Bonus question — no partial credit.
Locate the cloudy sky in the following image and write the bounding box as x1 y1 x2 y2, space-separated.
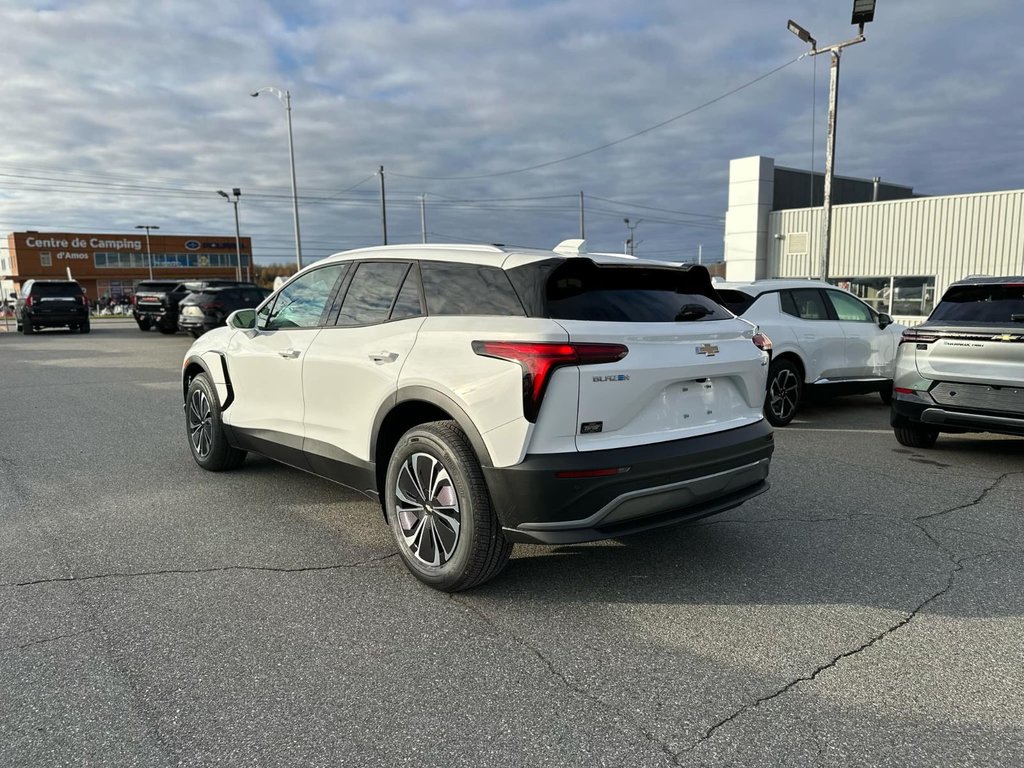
1 0 1021 266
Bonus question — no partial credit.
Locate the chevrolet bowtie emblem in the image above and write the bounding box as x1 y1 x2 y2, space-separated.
696 344 719 356
994 333 1020 342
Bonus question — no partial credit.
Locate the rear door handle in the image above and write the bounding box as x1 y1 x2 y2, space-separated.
369 351 399 363
278 349 301 359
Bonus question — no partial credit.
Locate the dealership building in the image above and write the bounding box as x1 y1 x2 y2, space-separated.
724 155 1024 323
2 231 253 302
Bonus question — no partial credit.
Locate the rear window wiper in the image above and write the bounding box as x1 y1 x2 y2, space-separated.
675 304 712 321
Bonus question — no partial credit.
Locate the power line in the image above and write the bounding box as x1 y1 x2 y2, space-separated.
389 55 801 181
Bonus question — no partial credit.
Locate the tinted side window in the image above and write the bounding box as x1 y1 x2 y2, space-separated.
825 290 874 322
336 262 410 326
780 291 800 317
788 289 829 321
715 289 756 316
265 264 349 330
390 267 423 321
420 262 525 316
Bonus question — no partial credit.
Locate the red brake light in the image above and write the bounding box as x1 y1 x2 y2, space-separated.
472 341 629 422
25 296 33 307
900 328 939 345
752 331 772 352
201 303 224 311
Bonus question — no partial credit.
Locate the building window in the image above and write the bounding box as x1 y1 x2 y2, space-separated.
40 252 52 267
831 276 936 316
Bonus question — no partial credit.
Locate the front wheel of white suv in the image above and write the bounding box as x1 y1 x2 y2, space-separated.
385 421 512 591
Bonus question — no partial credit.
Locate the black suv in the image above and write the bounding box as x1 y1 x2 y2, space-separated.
14 279 90 334
133 279 257 334
177 285 269 337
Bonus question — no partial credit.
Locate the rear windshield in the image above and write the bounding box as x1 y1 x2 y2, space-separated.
136 282 179 292
31 283 82 297
544 262 730 322
714 289 757 316
929 283 1024 324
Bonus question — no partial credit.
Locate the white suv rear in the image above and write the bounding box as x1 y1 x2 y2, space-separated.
181 241 774 590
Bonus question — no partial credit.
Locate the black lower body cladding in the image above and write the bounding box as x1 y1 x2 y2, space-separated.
484 420 773 544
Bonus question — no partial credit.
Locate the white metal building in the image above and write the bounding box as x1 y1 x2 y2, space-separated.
724 155 1024 323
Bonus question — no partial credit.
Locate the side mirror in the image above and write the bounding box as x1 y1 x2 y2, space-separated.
227 308 256 329
878 312 893 329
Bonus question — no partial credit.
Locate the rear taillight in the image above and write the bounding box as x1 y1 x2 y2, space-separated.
24 296 33 307
752 331 773 353
131 294 137 306
201 303 223 312
900 328 939 345
472 340 629 422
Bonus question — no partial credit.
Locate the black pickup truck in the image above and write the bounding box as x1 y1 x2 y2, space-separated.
133 279 258 334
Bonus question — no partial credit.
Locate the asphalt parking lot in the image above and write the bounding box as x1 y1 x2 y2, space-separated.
2 320 1022 767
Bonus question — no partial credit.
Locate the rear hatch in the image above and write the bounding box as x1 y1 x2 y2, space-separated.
911 282 1024 388
135 281 180 312
541 260 768 451
30 283 87 317
179 290 219 319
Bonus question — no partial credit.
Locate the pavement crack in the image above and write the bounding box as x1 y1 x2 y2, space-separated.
449 594 685 766
687 556 964 753
915 472 1019 525
0 627 98 655
0 552 399 589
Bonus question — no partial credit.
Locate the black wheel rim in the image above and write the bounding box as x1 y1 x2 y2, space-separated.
394 452 462 567
188 388 213 459
769 368 800 421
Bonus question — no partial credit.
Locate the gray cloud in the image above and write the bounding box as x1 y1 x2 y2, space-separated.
1 0 1021 266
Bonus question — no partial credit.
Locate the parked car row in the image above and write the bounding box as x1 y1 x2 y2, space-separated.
132 279 268 336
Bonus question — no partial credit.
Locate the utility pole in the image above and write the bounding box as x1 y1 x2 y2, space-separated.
217 189 243 281
135 224 159 280
379 165 388 245
698 244 703 265
624 218 641 257
420 194 427 243
579 191 585 239
787 3 875 281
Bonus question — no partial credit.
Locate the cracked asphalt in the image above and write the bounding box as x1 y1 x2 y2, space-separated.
2 321 1023 767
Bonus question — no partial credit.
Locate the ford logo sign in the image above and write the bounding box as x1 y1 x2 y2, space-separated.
185 240 200 250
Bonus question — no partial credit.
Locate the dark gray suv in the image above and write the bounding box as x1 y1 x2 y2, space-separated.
891 276 1024 447
14 279 90 334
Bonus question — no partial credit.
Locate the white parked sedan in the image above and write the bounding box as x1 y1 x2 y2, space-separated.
715 280 905 426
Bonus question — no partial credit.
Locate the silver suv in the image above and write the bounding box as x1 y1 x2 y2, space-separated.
891 276 1024 447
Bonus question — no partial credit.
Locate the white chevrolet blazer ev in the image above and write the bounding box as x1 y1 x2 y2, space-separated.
181 240 774 590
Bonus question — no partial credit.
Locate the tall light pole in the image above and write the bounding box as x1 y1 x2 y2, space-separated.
624 218 642 257
251 86 302 271
135 225 158 280
218 188 243 281
788 0 876 281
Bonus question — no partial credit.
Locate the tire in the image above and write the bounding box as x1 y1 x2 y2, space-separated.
185 374 247 471
190 329 203 339
157 323 178 335
80 321 91 334
385 420 512 592
137 319 152 331
879 382 893 405
22 319 33 335
894 424 939 449
765 358 802 427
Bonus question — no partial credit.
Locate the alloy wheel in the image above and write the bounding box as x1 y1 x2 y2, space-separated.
394 452 462 567
769 368 800 422
188 388 213 459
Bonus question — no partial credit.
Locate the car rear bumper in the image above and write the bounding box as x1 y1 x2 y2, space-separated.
484 420 774 545
178 316 218 332
892 396 1024 436
24 310 88 326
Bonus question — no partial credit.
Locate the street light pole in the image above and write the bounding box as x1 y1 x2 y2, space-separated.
788 1 875 281
218 189 243 281
251 86 303 272
135 225 159 280
624 218 642 257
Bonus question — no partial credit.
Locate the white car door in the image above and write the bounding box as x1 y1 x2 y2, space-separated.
302 261 425 475
223 263 350 454
781 288 848 381
824 289 894 378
